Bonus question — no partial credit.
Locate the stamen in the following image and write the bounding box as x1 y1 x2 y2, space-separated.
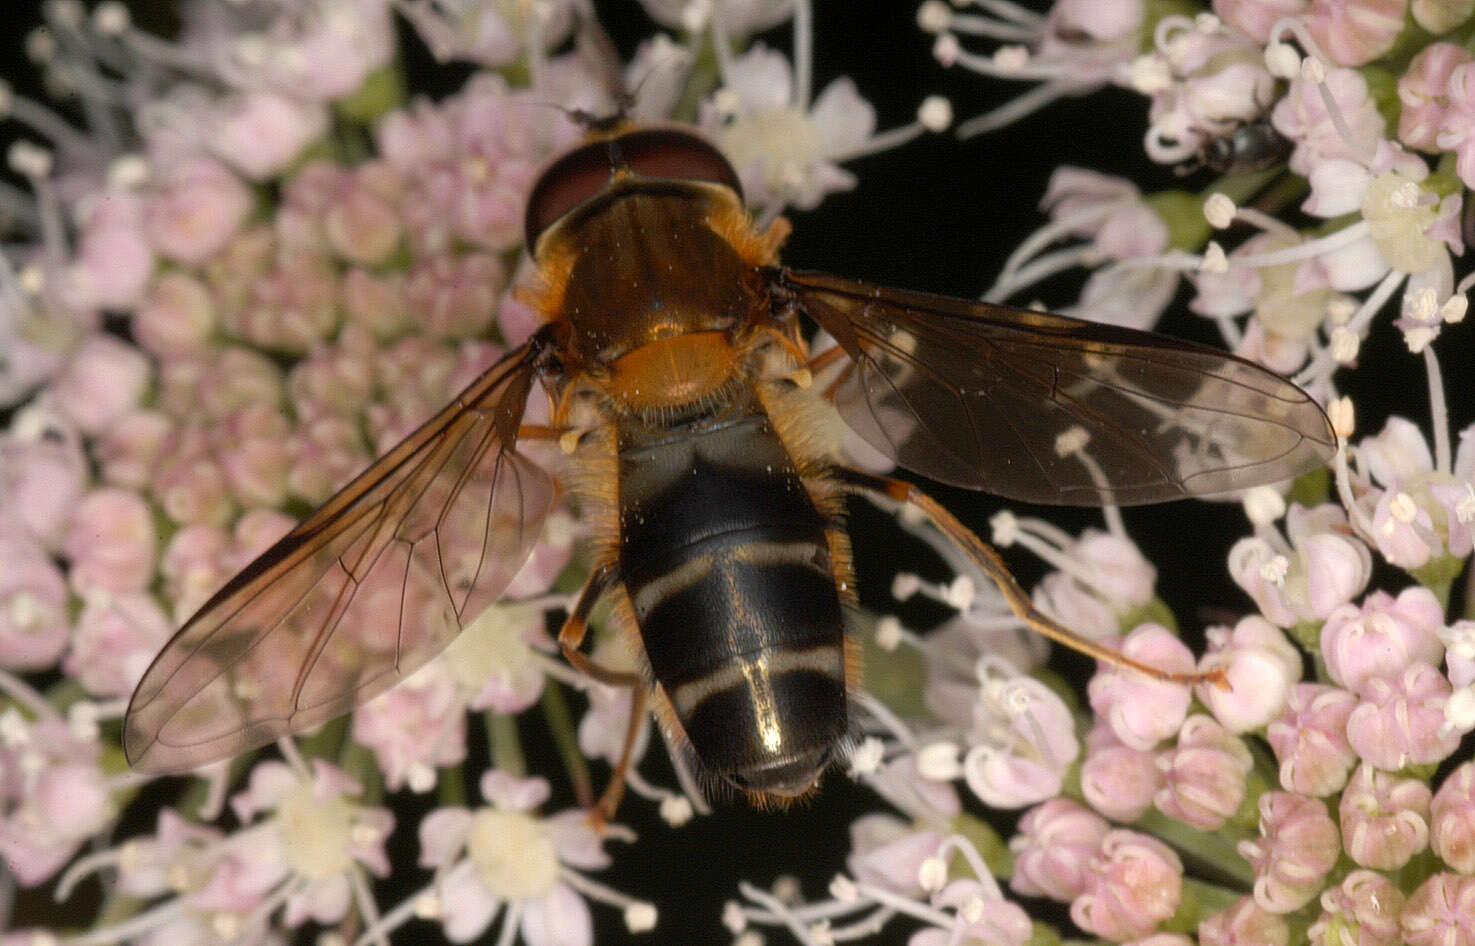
1424 347 1451 473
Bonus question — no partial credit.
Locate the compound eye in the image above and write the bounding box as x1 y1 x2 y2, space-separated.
524 127 743 254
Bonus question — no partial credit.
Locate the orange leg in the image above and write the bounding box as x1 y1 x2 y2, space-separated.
806 344 848 375
516 424 567 440
555 563 650 822
837 469 1225 687
806 345 856 401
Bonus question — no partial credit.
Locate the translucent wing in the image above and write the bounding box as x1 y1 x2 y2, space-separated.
780 269 1335 505
125 344 553 773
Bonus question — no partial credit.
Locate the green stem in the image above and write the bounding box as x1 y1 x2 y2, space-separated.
540 683 594 809
487 711 525 778
1165 877 1248 933
438 763 467 808
1133 808 1256 887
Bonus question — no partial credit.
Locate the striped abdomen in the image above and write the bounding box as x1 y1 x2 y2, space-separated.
617 408 847 797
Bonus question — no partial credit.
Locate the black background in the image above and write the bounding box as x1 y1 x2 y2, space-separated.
0 1 1463 944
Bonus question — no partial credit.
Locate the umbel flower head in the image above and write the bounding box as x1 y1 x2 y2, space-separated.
2 1 1475 945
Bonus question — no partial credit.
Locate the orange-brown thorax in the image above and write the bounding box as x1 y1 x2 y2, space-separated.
526 180 784 413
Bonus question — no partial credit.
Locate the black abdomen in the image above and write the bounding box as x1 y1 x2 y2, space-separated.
617 408 847 795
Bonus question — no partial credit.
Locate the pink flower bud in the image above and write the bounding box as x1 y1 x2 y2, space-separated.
65 591 171 697
961 672 1079 802
1212 0 1309 43
927 877 1033 946
1088 624 1193 750
1338 762 1431 870
1289 505 1372 615
211 91 328 181
1 417 87 550
1400 43 1474 152
1431 761 1475 872
1266 683 1359 796
848 814 943 894
1347 663 1461 769
288 336 377 426
144 156 252 263
234 251 341 355
288 416 370 506
342 268 409 338
352 659 466 791
0 531 69 671
1199 895 1289 946
1367 484 1440 569
97 410 173 490
153 451 234 527
274 165 337 257
1321 587 1446 695
1429 479 1475 559
212 404 292 508
405 252 504 341
0 719 110 886
69 191 154 310
1155 715 1253 830
197 347 286 421
1310 870 1405 946
1049 0 1142 43
64 488 158 594
324 162 404 265
1065 529 1156 609
1198 616 1301 731
1009 798 1110 901
160 524 231 620
1081 734 1161 823
1401 872 1475 946
1071 830 1183 942
1032 567 1120 640
1303 0 1408 67
52 333 151 436
1238 791 1340 913
134 271 216 357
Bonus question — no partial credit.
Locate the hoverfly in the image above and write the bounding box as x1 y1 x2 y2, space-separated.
125 123 1335 808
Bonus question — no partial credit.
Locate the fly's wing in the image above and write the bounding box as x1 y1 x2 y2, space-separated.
780 269 1335 506
124 344 553 773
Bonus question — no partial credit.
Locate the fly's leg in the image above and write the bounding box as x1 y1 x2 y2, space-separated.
556 562 649 824
835 469 1225 687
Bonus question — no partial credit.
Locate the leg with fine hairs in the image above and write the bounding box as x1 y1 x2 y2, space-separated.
556 561 650 822
834 468 1224 687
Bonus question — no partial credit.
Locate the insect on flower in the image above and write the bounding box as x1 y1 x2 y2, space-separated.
1199 118 1293 176
124 121 1336 811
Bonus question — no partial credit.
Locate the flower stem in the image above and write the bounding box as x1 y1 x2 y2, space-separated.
540 682 594 808
487 710 525 779
1132 808 1256 887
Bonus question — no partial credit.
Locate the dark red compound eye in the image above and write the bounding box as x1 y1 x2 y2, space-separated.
524 127 743 254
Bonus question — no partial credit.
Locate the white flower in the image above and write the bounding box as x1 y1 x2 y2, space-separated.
701 44 875 212
417 771 634 946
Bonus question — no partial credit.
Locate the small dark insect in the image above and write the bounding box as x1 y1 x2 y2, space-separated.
1199 119 1292 175
125 124 1335 810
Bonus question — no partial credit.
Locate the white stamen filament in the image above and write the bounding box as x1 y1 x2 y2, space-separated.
50 898 188 946
1424 347 1451 474
957 79 1072 139
987 244 1094 300
1296 270 1403 388
853 689 921 751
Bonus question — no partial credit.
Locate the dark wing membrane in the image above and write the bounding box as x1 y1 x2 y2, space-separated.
124 344 553 773
781 269 1335 506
